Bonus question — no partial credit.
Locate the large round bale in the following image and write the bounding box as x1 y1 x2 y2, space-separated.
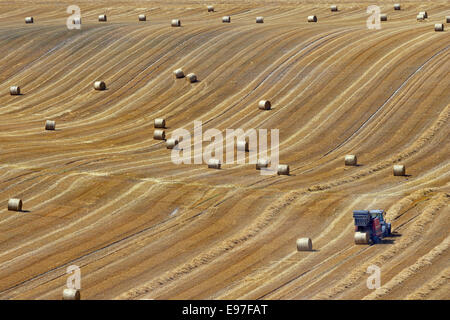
331 5 338 12
277 164 290 175
62 288 80 300
73 17 81 25
258 100 271 110
93 81 106 91
256 158 269 170
166 138 178 149
256 16 264 23
154 118 166 128
237 140 249 152
393 164 406 176
171 19 181 27
435 23 444 31
354 231 370 244
173 68 185 79
394 4 401 10
308 15 317 22
222 16 231 23
419 11 428 19
25 17 34 24
186 73 197 83
8 199 22 211
345 155 357 166
296 238 312 251
207 6 214 12
45 120 56 131
446 16 450 23
98 14 107 22
153 129 166 140
208 158 221 169
380 14 388 21
9 86 20 95
138 14 146 21
417 14 425 21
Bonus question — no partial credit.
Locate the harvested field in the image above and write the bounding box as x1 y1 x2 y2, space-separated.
0 0 448 300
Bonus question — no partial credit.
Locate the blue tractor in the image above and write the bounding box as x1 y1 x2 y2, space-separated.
353 210 391 245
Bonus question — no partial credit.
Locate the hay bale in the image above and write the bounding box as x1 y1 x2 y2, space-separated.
154 118 165 128
222 16 231 23
93 81 106 90
45 120 56 131
8 199 22 211
394 4 401 10
62 288 80 300
331 5 338 12
98 14 107 22
256 158 269 170
308 15 317 23
186 73 197 83
9 86 20 95
258 100 271 110
297 238 312 251
380 14 388 21
344 155 357 166
446 16 450 23
354 231 370 244
73 17 81 25
277 164 289 175
256 17 264 23
207 6 214 12
153 129 166 140
208 158 221 169
237 140 249 152
393 164 406 176
417 14 425 21
171 19 181 27
139 14 146 21
25 17 34 24
419 11 428 19
166 138 178 149
173 68 185 79
435 23 444 31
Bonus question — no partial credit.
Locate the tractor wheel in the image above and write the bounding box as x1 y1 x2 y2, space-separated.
354 232 370 244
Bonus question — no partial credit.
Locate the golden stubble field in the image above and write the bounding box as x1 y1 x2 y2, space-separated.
0 0 448 299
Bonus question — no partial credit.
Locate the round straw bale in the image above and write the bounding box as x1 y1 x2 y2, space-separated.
8 199 22 211
237 140 249 152
296 238 312 251
331 5 338 12
354 232 370 244
393 164 406 176
256 158 269 170
435 23 444 31
166 138 178 149
258 100 271 110
344 155 357 166
10 86 20 95
139 14 146 21
45 120 56 131
93 81 106 90
394 4 401 10
380 14 388 21
208 158 221 169
153 129 166 140
98 14 107 22
277 164 289 175
256 17 264 23
419 11 428 19
186 73 197 83
446 16 450 23
222 16 231 23
417 14 425 21
154 118 166 128
308 15 317 22
171 19 181 27
207 6 214 12
25 17 34 24
173 68 185 79
73 17 81 25
62 288 80 300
